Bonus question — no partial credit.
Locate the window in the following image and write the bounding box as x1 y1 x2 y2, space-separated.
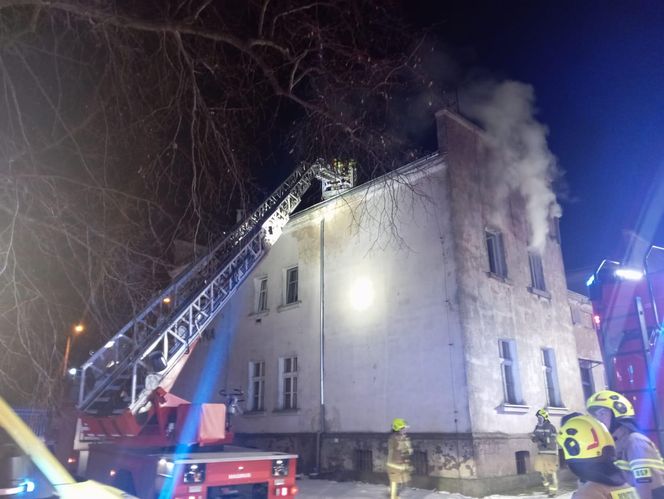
278 356 298 410
486 230 507 278
285 266 299 304
353 449 373 473
515 451 530 475
550 217 561 244
256 277 268 312
248 361 265 411
411 451 429 476
528 251 546 292
570 305 581 325
579 359 595 401
499 340 523 405
542 348 563 407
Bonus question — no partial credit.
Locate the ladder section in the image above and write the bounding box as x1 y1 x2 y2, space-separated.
78 159 335 417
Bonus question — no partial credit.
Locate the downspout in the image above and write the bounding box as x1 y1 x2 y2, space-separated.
316 217 326 473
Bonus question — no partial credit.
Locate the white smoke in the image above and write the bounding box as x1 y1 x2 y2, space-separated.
460 80 561 252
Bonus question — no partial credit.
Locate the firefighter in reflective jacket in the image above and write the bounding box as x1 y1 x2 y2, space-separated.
532 408 560 497
557 413 639 499
387 418 413 499
587 390 664 499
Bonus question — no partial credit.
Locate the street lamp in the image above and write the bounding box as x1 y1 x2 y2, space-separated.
62 323 84 376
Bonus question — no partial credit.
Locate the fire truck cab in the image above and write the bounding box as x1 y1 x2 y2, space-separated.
587 246 664 449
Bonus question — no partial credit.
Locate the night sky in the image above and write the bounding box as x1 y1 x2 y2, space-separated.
408 1 664 291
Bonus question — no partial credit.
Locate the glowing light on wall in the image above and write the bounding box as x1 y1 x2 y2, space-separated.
350 277 374 311
586 274 595 286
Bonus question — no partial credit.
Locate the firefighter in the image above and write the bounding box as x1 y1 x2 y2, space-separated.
557 413 639 499
386 418 413 499
532 408 559 497
587 390 664 499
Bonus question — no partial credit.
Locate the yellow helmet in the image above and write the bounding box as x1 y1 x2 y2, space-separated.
557 414 615 461
536 408 549 420
392 418 408 431
586 390 635 419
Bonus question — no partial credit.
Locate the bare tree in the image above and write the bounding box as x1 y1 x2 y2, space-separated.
0 0 433 406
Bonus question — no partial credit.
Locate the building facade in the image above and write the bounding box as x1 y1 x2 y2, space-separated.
174 110 603 495
568 290 606 402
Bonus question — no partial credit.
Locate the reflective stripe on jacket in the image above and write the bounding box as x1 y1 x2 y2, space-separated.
614 431 664 499
572 481 638 499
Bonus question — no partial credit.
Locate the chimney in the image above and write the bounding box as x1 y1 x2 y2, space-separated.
434 109 451 155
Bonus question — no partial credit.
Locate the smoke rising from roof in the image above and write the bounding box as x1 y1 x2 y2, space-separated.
460 80 561 252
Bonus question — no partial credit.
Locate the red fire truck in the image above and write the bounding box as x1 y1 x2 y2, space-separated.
67 160 352 498
586 244 664 449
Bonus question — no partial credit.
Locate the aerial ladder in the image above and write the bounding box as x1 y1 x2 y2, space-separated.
75 159 353 443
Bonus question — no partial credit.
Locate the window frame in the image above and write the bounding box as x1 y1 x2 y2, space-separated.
248 360 266 412
499 339 523 405
579 359 596 402
278 356 298 410
570 304 581 325
285 266 299 305
255 276 268 313
528 251 547 292
550 217 561 244
486 229 508 278
542 348 563 407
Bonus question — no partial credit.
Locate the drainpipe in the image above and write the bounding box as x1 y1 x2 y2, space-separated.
316 218 326 474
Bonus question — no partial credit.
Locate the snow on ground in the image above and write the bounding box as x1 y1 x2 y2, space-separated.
295 477 575 499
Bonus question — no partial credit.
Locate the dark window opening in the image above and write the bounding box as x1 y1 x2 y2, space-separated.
515 451 530 475
528 251 546 291
486 230 508 278
579 360 595 401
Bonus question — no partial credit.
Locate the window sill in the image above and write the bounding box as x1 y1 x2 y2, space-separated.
486 272 512 284
278 301 301 312
497 403 531 414
243 410 267 417
544 406 569 416
527 287 551 299
249 310 269 318
272 408 299 414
